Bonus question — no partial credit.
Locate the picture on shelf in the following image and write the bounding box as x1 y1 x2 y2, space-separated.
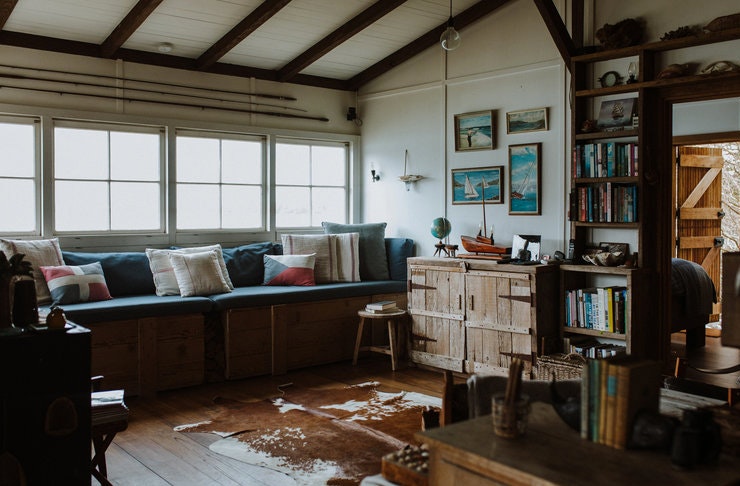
506 107 548 134
596 98 637 131
508 143 541 215
451 166 503 204
454 110 495 151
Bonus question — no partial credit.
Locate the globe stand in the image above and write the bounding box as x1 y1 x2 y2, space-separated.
445 244 458 257
433 241 449 257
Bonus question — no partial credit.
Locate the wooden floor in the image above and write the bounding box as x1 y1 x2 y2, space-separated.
98 356 445 486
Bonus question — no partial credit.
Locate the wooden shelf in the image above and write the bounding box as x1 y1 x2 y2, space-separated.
573 176 639 184
560 264 641 276
561 326 627 340
570 221 640 229
575 129 638 141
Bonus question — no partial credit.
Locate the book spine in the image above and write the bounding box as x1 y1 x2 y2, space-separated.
580 361 591 440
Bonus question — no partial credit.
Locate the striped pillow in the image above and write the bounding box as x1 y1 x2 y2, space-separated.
332 232 360 282
40 262 112 305
281 234 337 284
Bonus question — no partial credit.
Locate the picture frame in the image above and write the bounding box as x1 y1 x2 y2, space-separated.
596 97 637 131
451 166 504 205
506 107 548 134
508 142 541 215
454 110 495 151
511 234 541 261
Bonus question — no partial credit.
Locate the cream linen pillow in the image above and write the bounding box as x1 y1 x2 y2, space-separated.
0 238 64 304
332 232 360 282
280 234 338 284
146 244 233 296
168 250 232 297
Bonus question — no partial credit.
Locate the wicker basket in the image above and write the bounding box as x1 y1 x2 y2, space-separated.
535 353 586 380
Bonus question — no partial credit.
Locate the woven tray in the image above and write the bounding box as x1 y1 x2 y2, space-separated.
536 353 586 380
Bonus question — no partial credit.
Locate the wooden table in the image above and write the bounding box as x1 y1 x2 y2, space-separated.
417 400 740 486
354 309 407 370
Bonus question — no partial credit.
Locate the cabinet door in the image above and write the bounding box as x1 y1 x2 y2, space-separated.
408 265 465 371
465 271 534 375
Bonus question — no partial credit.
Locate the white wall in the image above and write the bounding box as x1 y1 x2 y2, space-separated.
359 0 740 257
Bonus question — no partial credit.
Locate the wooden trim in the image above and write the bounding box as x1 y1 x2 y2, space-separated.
674 131 740 145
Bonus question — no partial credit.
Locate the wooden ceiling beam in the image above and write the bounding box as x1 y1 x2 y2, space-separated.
0 0 18 30
345 0 510 91
196 0 292 70
100 0 164 58
532 0 576 72
277 0 407 83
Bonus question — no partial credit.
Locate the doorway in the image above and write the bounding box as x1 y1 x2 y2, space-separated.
673 138 740 330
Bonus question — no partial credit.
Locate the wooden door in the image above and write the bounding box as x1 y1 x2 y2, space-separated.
674 145 723 318
408 263 466 371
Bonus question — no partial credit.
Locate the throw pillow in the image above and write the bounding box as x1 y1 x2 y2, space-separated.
332 232 361 282
40 262 113 305
146 244 233 296
0 238 64 305
168 250 232 297
281 234 337 284
321 222 389 281
222 242 277 287
263 254 316 286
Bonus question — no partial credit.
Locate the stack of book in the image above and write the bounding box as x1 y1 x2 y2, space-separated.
91 389 129 426
580 356 662 449
564 286 628 334
364 300 400 314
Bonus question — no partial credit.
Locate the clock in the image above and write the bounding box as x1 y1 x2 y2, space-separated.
598 70 623 88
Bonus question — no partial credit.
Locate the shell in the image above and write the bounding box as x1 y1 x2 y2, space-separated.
657 63 691 79
701 60 740 74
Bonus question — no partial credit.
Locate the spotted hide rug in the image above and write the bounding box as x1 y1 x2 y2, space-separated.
175 381 441 485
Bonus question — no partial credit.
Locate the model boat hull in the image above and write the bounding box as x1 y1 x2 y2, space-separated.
460 235 510 254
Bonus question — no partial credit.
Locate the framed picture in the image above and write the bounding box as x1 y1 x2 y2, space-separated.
506 107 548 134
454 110 495 151
596 97 637 131
508 143 541 215
451 166 504 204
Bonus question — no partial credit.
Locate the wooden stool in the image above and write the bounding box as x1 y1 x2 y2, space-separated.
354 308 407 370
91 390 129 486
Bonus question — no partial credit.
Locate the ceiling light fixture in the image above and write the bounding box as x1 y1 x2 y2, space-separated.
157 42 174 53
440 0 461 51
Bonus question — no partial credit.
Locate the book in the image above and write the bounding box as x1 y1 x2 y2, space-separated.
366 300 397 311
364 306 401 314
91 389 125 408
580 361 590 440
612 357 662 450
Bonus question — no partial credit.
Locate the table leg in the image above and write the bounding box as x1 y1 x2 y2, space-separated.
353 317 366 365
387 319 398 371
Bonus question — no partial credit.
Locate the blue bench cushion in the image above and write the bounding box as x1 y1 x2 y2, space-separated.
208 280 406 311
50 294 214 324
62 251 155 297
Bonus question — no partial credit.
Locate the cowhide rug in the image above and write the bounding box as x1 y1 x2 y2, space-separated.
175 381 441 485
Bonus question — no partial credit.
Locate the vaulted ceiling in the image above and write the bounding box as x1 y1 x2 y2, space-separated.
0 0 575 92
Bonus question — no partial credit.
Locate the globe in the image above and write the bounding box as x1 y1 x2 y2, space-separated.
430 217 452 240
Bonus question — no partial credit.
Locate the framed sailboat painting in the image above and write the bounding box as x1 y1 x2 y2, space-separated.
508 143 541 215
451 166 504 205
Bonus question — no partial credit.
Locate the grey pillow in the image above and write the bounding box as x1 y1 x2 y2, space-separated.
322 222 389 281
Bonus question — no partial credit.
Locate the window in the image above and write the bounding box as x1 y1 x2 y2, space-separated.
176 131 264 231
0 117 39 234
53 122 163 233
275 140 348 228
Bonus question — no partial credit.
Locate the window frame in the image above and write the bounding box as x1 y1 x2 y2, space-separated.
0 115 41 237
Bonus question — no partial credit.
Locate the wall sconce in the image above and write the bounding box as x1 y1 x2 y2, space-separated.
371 169 380 182
399 149 424 191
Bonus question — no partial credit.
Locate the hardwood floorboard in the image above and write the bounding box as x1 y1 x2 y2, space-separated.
98 356 443 485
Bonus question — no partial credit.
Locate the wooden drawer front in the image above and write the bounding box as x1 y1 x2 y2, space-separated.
148 315 205 391
88 319 140 395
466 274 534 375
224 307 272 380
409 266 465 318
409 314 465 365
274 296 368 372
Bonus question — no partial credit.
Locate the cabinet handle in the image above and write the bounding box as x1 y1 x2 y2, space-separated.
469 295 474 310
458 294 462 310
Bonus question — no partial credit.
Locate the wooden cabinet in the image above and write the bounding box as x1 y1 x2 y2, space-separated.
407 257 558 376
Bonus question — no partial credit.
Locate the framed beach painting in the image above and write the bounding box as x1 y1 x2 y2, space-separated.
508 143 541 215
506 107 548 134
451 166 504 205
454 110 495 151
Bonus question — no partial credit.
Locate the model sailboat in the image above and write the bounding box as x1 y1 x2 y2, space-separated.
460 175 509 255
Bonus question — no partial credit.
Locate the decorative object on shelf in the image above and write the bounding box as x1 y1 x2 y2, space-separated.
451 166 503 205
454 110 494 151
506 107 548 134
46 305 67 330
595 18 643 50
398 149 424 190
656 63 692 79
700 60 740 74
509 143 541 215
582 243 629 267
580 119 598 133
704 12 740 32
511 234 541 262
370 169 380 182
596 97 637 131
598 70 623 88
440 0 461 51
0 251 33 329
12 278 38 328
626 62 638 83
431 217 453 257
660 25 700 41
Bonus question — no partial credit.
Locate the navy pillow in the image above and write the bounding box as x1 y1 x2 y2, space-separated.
222 242 277 287
62 251 155 297
385 238 414 281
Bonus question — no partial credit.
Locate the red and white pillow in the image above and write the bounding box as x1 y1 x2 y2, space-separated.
40 262 112 305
